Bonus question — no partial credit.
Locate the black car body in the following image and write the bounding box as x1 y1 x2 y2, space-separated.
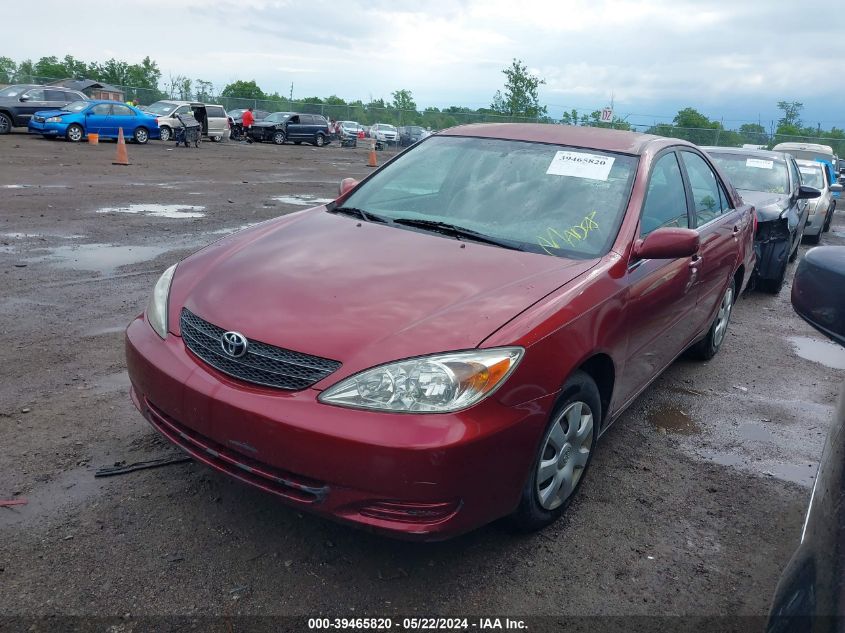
0 84 88 134
704 147 820 293
768 246 845 633
248 111 330 146
398 125 425 146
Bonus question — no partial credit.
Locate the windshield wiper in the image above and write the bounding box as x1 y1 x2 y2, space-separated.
329 206 388 223
392 218 524 251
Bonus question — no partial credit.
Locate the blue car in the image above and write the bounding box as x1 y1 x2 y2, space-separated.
27 100 160 144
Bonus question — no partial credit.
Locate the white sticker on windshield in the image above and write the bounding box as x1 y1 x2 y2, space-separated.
746 158 774 169
799 167 817 175
546 151 615 180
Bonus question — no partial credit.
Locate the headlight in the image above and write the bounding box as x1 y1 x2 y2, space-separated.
146 264 177 338
318 348 523 413
46 116 63 123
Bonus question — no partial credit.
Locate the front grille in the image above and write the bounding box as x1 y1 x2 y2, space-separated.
180 308 341 390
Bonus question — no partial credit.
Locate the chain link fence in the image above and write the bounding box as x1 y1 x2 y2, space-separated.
4 75 843 154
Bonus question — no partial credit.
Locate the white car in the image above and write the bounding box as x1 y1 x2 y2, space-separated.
370 123 398 143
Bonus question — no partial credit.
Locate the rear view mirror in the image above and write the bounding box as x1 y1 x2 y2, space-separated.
831 183 843 193
798 185 821 200
791 246 845 347
338 178 359 198
634 227 700 260
19 95 29 102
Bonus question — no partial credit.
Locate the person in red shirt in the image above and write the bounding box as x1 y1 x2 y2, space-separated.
241 107 255 143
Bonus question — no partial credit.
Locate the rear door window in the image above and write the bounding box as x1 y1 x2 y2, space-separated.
45 90 71 102
205 106 225 118
90 104 112 115
680 151 729 226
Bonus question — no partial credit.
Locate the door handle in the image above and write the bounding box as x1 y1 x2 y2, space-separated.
732 225 740 234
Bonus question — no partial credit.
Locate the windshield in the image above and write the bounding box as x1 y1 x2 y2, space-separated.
0 85 29 98
708 153 789 194
144 101 177 116
265 112 291 123
377 124 396 131
798 164 824 189
61 101 89 113
228 109 245 117
340 136 638 258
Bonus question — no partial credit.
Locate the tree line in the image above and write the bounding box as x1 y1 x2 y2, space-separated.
1 54 842 153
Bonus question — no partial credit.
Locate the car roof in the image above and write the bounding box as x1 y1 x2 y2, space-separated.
773 141 834 154
702 146 789 161
440 123 682 156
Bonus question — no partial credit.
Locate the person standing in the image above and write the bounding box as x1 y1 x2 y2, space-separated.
241 107 255 144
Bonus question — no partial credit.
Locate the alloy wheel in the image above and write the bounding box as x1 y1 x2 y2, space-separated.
0 114 10 134
67 125 83 142
712 285 734 348
536 401 594 510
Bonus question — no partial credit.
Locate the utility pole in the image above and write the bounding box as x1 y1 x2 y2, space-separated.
289 83 293 111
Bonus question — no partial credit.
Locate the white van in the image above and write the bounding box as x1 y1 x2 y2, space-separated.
143 101 229 142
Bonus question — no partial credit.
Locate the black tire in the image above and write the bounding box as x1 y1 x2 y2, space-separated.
510 370 600 532
65 124 84 142
273 131 286 145
314 133 325 147
133 127 149 144
212 135 222 142
0 112 13 134
823 209 833 232
690 277 735 360
159 126 172 142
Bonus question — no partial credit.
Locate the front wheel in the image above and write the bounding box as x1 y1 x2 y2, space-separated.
159 126 172 142
691 278 734 360
66 124 84 142
211 135 222 142
511 370 599 532
314 133 325 147
0 113 12 134
272 131 286 145
133 127 149 144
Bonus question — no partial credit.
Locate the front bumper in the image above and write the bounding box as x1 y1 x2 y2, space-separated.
125 315 551 540
27 119 67 136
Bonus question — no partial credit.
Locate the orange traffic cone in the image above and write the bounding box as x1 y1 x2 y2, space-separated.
367 140 377 168
113 127 129 166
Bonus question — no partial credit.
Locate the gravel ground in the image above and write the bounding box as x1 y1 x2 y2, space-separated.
1 131 844 629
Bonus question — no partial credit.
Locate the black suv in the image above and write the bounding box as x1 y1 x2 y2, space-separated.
248 111 330 146
398 125 426 147
0 85 88 134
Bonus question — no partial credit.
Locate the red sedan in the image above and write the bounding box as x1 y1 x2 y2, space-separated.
126 124 755 539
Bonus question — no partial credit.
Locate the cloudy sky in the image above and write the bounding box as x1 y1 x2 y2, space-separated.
6 0 843 129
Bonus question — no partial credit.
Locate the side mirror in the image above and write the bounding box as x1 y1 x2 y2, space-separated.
791 246 845 347
634 227 700 260
19 95 30 102
338 178 359 198
831 183 843 193
798 185 821 200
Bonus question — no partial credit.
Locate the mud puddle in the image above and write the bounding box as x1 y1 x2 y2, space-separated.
273 195 333 206
648 406 700 435
788 336 845 370
29 243 171 274
0 467 104 528
699 450 816 487
96 204 206 219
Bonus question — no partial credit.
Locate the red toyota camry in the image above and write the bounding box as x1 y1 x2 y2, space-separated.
125 124 755 540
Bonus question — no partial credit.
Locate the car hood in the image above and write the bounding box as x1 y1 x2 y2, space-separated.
31 108 71 118
739 190 791 221
170 209 599 379
252 120 281 128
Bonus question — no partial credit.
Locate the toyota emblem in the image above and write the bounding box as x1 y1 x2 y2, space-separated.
221 331 248 358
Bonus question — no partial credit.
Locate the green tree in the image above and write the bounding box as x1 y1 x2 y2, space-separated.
221 80 266 100
672 107 714 129
195 79 214 102
777 101 803 128
490 58 547 120
391 89 416 112
738 123 767 145
0 57 16 83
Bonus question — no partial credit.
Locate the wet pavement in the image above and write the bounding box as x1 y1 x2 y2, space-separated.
0 132 843 619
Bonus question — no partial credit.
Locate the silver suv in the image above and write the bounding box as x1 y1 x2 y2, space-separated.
797 159 841 243
143 101 229 142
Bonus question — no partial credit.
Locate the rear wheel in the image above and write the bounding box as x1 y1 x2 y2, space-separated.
212 135 222 142
273 131 286 145
691 278 735 360
511 371 599 532
133 127 149 144
159 126 172 142
66 124 84 142
0 113 12 134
